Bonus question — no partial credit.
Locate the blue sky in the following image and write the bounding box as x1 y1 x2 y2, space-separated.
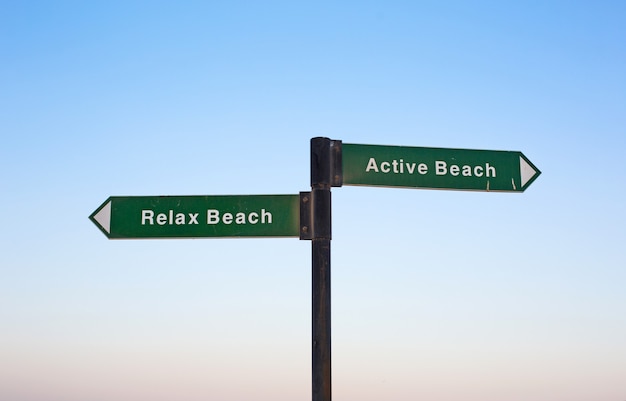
1 1 625 400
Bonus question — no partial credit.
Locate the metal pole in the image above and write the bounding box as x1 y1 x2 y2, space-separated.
310 137 334 401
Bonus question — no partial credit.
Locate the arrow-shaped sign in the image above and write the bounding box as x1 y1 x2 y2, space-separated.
89 195 301 239
341 143 540 192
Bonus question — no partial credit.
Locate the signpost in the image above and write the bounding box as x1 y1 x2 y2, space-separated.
342 143 540 192
90 137 540 401
89 194 302 239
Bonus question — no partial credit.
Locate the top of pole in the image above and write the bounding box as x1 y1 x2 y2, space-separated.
311 137 342 188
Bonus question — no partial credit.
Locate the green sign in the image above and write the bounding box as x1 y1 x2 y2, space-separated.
342 143 540 192
89 195 301 239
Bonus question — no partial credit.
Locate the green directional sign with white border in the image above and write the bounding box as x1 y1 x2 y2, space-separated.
89 195 301 239
342 143 540 192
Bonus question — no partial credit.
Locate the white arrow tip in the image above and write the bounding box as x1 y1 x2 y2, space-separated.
520 156 539 188
93 201 111 234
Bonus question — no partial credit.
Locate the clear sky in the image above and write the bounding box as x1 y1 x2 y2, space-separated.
1 1 625 400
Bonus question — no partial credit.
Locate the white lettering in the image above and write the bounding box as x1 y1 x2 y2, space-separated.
262 209 272 224
364 158 431 176
427 161 495 178
435 161 447 175
156 213 167 225
207 209 220 224
248 212 259 224
141 210 154 225
175 213 186 225
143 210 202 225
365 158 379 172
207 209 273 225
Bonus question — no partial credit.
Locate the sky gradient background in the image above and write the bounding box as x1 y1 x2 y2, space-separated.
1 1 625 400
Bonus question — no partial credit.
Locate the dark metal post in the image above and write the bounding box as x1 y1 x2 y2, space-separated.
310 137 341 401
